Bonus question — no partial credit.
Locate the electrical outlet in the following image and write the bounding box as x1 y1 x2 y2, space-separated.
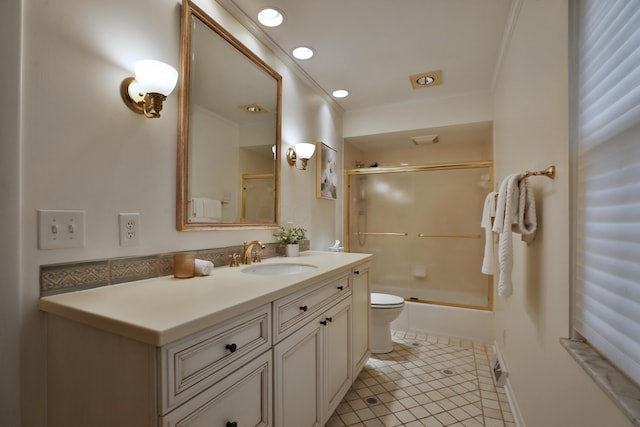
38 209 86 249
119 213 140 246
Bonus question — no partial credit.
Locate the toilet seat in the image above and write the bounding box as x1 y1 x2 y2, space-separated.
371 293 404 308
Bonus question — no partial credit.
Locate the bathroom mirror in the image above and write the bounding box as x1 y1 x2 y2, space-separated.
177 0 281 230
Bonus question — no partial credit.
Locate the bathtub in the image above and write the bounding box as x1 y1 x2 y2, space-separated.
391 300 494 343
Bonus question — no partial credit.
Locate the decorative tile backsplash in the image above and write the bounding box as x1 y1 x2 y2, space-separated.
40 240 310 296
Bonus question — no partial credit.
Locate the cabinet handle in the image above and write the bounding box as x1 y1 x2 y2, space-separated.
225 343 237 353
320 320 327 326
299 305 308 312
325 317 333 322
337 285 344 290
226 422 238 427
354 270 360 275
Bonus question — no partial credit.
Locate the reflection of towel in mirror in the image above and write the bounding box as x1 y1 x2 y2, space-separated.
191 197 222 219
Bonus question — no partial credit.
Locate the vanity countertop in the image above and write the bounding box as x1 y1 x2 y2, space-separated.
38 251 372 347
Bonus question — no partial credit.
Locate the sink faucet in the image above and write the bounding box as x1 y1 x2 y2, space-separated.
242 240 265 265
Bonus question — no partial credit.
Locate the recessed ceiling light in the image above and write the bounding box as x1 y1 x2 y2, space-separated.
332 89 349 98
416 76 434 85
409 70 442 89
257 8 284 27
239 103 268 114
292 46 314 60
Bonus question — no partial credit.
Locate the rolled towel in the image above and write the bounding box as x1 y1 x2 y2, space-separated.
194 259 214 276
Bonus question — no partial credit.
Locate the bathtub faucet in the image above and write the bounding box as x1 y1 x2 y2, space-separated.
242 240 265 265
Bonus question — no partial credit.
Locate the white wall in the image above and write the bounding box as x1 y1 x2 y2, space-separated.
0 0 22 424
492 1 632 426
343 90 493 138
5 0 343 425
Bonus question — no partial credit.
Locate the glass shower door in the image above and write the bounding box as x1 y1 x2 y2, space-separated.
347 163 492 310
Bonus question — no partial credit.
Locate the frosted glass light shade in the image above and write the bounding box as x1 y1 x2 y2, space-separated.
295 143 316 159
134 60 178 95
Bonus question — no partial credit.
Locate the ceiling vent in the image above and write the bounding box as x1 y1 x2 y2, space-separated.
409 70 442 89
411 134 439 145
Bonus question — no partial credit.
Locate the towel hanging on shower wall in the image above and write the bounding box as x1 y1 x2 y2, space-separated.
481 191 498 275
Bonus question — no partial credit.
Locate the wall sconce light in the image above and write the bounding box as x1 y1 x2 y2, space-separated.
286 143 316 170
120 60 178 119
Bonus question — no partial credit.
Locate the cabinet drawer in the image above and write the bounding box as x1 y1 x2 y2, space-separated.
159 304 271 414
160 350 272 427
273 272 350 343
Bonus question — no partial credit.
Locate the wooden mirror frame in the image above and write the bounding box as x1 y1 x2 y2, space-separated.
177 0 282 230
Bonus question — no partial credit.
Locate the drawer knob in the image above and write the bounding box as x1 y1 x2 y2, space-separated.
320 320 327 326
226 422 238 427
299 305 308 312
225 343 237 353
325 317 333 323
337 285 344 290
354 270 360 275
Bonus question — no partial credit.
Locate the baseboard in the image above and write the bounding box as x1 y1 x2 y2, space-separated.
504 378 526 427
493 341 525 427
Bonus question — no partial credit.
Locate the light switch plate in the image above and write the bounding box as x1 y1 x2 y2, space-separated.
38 209 86 249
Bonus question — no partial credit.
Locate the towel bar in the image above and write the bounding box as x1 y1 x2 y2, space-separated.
519 165 555 180
417 233 481 239
355 232 408 236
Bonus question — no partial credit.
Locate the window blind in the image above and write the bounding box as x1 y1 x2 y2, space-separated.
573 0 640 386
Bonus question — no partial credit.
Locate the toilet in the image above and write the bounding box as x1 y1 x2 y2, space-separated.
370 293 405 353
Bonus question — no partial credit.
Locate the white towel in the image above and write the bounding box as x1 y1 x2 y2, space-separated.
194 259 214 276
191 198 203 217
191 197 222 219
517 178 537 244
202 199 222 219
481 191 498 274
493 174 520 297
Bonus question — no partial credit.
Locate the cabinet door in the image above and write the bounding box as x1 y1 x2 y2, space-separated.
352 263 371 376
273 318 323 427
323 297 352 421
160 351 271 427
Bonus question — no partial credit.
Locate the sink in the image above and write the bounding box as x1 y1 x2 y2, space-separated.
241 263 318 276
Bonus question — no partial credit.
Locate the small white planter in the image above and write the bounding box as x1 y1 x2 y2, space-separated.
285 244 299 257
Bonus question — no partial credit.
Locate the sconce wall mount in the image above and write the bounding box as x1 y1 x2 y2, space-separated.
286 143 316 170
121 60 178 119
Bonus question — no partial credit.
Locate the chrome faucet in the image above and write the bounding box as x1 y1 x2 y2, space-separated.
242 240 265 264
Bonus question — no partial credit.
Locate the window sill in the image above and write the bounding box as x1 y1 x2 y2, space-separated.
561 338 640 425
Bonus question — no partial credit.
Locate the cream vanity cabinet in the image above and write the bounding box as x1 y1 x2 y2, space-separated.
40 252 372 427
351 262 371 376
272 271 353 426
45 303 272 427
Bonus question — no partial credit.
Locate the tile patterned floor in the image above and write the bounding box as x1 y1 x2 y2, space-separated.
327 331 515 427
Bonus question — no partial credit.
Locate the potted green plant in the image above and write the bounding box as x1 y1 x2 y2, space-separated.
273 226 307 257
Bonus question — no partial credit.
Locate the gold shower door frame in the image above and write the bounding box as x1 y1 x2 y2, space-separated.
241 173 275 223
344 161 494 311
